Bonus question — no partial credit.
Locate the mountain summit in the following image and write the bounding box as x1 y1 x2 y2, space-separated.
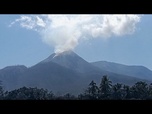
40 50 99 73
41 50 78 63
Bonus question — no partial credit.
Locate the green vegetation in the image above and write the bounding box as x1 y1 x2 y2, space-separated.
0 75 152 100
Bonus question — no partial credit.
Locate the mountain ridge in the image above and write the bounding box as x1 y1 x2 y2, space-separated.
91 61 152 80
0 51 152 95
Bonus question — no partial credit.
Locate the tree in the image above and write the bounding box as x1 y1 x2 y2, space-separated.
99 75 112 99
0 80 4 100
81 80 99 100
63 93 76 100
4 87 54 100
112 83 123 99
122 85 131 99
148 83 152 99
131 81 149 100
88 80 99 99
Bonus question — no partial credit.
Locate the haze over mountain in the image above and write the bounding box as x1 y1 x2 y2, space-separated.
91 61 152 80
0 65 27 90
0 51 152 95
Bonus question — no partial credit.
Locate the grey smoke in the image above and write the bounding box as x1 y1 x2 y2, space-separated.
10 14 141 53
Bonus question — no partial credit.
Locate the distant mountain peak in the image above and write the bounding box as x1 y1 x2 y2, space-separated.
38 50 99 73
2 65 27 71
53 50 75 58
40 50 77 63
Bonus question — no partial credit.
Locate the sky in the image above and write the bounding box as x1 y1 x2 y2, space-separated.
0 14 152 70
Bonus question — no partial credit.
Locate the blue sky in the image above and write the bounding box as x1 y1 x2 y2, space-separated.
0 14 152 70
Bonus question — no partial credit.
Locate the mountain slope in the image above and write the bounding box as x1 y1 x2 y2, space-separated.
39 50 149 85
91 61 152 80
18 61 87 95
19 51 150 95
40 50 100 73
0 65 27 90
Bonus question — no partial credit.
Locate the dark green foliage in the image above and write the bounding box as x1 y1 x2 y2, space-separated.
148 83 152 99
78 75 152 100
0 80 4 99
1 75 152 100
83 80 99 100
130 81 149 100
56 93 77 100
111 83 123 99
122 85 131 99
4 87 54 100
98 75 112 99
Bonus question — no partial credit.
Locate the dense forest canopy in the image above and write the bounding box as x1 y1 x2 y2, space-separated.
0 75 151 100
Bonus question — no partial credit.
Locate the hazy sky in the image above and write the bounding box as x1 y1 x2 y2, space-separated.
0 14 152 70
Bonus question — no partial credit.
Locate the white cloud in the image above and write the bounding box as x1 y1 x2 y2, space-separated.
36 16 46 27
10 14 141 53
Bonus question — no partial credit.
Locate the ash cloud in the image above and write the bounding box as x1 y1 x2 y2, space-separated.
10 14 141 54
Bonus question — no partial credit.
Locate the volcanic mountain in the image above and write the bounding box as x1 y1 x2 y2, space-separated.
39 50 101 73
0 51 151 95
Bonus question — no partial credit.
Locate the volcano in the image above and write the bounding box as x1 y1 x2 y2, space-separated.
39 50 101 73
0 51 151 95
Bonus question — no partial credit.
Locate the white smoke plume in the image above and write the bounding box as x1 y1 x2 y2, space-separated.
10 14 141 54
